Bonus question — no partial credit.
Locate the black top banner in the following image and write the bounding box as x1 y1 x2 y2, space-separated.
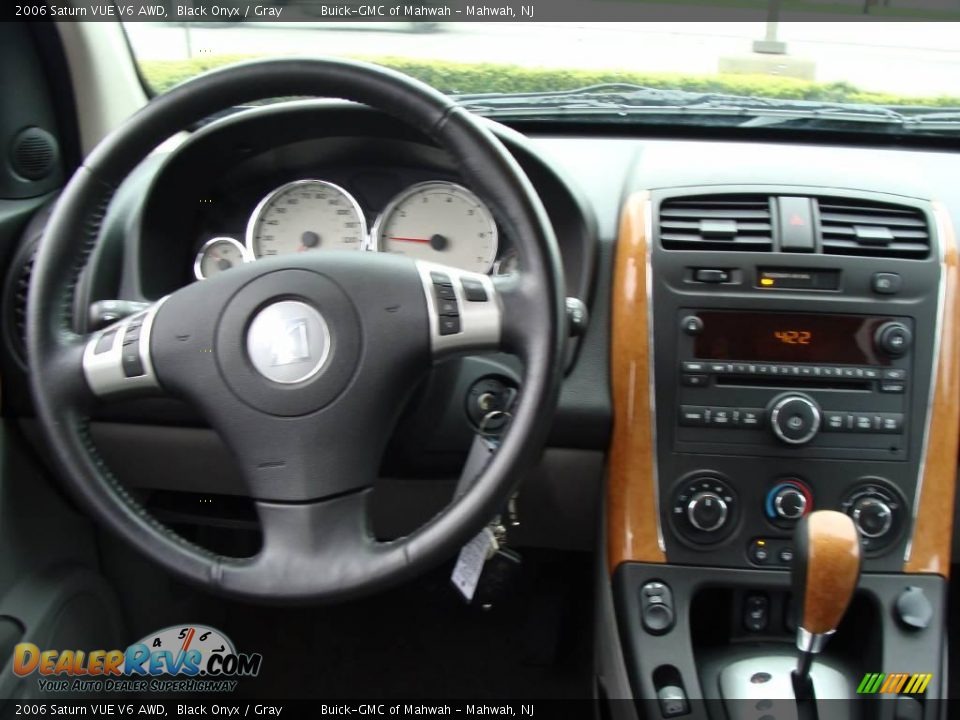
6 0 959 22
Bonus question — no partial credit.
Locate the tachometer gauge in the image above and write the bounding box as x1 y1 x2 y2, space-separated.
194 236 250 280
373 181 498 273
245 180 367 259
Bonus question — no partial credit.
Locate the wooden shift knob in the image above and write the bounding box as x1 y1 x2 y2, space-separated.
792 510 862 636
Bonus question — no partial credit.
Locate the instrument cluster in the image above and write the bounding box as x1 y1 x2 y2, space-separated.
194 178 513 281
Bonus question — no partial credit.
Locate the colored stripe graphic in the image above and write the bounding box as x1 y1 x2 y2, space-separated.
857 672 932 694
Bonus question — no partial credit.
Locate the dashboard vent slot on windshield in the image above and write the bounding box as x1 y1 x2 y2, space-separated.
816 198 930 259
659 195 773 251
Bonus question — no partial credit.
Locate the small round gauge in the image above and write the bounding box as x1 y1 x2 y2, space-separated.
245 179 367 259
373 181 498 273
194 236 250 280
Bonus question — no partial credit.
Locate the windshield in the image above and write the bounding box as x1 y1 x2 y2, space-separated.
124 18 960 134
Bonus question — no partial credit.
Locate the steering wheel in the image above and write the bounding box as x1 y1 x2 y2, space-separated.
27 59 565 602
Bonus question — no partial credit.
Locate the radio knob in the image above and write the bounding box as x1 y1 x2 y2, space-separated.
769 394 821 445
687 491 729 532
875 321 912 357
851 497 894 539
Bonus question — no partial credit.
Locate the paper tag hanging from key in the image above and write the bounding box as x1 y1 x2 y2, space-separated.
451 526 498 601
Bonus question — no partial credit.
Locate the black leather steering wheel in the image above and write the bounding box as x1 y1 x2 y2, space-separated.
27 59 565 602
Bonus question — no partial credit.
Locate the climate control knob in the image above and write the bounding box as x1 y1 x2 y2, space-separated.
686 492 729 532
773 486 808 520
851 497 894 539
769 394 821 445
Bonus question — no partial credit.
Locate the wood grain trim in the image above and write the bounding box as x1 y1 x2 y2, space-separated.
801 511 861 634
608 190 666 573
904 202 959 576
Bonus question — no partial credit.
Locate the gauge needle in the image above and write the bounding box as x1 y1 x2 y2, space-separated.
389 236 432 244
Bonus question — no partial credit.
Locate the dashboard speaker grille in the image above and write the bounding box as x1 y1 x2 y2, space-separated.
817 198 930 259
10 127 58 182
658 195 773 251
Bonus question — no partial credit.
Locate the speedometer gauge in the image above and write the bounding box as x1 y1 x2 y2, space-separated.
245 180 366 259
373 182 498 273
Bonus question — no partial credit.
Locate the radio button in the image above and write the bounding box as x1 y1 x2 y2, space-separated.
878 414 904 433
682 373 709 387
853 414 873 432
757 364 773 375
679 406 709 426
710 408 732 426
681 315 704 336
872 272 902 295
740 409 763 428
798 366 814 377
863 368 880 379
824 412 846 431
880 381 906 394
842 367 865 379
682 361 707 373
883 368 907 380
709 362 732 373
733 363 750 374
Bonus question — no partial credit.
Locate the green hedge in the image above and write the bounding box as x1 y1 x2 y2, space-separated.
139 55 960 108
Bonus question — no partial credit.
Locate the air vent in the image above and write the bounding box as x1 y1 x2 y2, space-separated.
817 198 930 259
659 195 774 251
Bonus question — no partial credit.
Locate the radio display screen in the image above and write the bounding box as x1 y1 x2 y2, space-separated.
692 311 895 366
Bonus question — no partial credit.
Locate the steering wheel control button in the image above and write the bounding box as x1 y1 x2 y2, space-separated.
640 581 675 635
94 328 118 355
875 321 913 357
84 301 164 396
671 475 737 545
769 394 821 445
416 261 500 355
461 278 488 302
681 315 704 336
872 272 902 295
246 300 330 384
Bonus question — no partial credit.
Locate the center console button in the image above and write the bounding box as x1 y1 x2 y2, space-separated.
681 315 703 336
769 394 821 445
824 412 846 431
739 409 762 428
679 406 708 426
709 409 732 426
681 373 708 387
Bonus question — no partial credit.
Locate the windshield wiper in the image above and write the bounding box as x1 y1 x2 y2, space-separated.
454 83 957 132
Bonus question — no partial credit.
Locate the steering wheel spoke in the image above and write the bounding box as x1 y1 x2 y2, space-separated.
82 298 167 399
415 260 503 357
220 491 380 600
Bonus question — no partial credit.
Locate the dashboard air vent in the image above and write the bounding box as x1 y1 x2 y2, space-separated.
659 195 773 251
817 198 930 259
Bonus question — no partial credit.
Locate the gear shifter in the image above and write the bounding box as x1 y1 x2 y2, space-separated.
791 510 862 698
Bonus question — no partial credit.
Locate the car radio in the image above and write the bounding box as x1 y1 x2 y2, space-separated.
674 309 913 459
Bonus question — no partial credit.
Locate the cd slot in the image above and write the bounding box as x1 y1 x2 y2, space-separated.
715 375 870 391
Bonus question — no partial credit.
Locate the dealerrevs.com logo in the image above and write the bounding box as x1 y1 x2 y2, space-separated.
12 625 262 693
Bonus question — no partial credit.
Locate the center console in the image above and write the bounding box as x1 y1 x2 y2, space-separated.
605 186 957 718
